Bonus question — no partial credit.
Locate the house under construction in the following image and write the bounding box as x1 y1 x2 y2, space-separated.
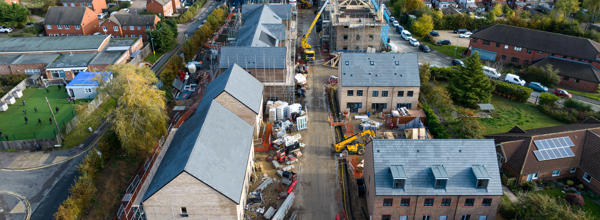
321 0 386 52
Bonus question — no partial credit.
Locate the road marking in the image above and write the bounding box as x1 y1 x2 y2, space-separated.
0 191 31 220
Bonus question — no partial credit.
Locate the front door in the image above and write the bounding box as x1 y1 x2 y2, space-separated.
371 103 387 113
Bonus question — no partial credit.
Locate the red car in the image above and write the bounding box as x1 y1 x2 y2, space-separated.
554 88 572 98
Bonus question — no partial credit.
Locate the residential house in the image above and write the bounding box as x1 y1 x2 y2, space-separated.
142 100 254 219
469 24 600 92
337 53 420 114
487 119 600 194
100 13 160 40
44 7 99 36
65 71 112 99
531 57 600 92
201 63 264 137
59 0 107 14
3 0 18 4
435 0 457 9
364 139 503 220
146 0 180 16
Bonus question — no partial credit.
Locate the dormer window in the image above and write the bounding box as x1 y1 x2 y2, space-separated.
431 165 448 190
472 165 490 189
434 179 447 189
390 165 406 189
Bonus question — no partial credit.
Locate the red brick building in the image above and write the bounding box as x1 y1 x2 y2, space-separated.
469 24 600 92
4 0 19 4
59 0 107 14
44 7 100 36
487 119 600 194
146 0 180 16
364 139 503 220
100 13 160 41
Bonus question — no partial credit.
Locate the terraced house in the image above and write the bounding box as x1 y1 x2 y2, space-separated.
59 0 107 14
44 6 100 36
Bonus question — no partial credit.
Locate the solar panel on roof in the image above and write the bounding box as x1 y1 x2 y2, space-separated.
533 136 576 161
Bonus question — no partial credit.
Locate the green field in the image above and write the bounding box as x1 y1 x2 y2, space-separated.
0 86 79 141
479 96 565 135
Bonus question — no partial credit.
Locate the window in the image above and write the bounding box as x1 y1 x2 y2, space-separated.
538 50 544 54
382 91 388 97
85 88 93 93
181 207 188 217
482 198 492 206
441 198 451 206
346 103 362 112
583 172 592 183
461 215 471 220
511 57 519 63
347 90 354 96
372 91 379 97
130 26 134 30
381 215 391 220
422 215 431 220
552 169 560 177
400 198 410 206
514 46 522 52
570 168 577 174
393 178 405 189
575 79 580 83
496 42 500 47
113 26 119 31
400 216 408 220
65 25 70 29
356 34 360 40
476 179 489 189
58 25 62 29
504 45 509 49
397 103 412 109
146 25 150 29
125 34 128 38
473 39 478 43
383 198 393 206
63 2 67 6
527 173 538 181
50 70 66 78
440 217 447 220
343 34 348 40
501 55 506 60
397 91 404 97
70 2 75 6
527 49 532 54
563 76 570 80
483 40 490 45
424 198 434 206
25 69 40 75
343 46 348 50
465 198 475 206
357 90 363 96
75 25 80 30
434 179 447 189
369 34 374 40
478 217 487 220
102 26 107 32
88 3 92 7
137 26 141 30
407 91 414 97
46 25 52 29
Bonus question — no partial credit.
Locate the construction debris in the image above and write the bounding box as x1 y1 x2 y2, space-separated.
272 192 295 220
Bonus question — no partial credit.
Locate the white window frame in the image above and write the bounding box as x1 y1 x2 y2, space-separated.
63 2 67 6
514 46 522 52
583 172 592 183
64 25 70 29
58 25 62 29
88 3 92 7
102 26 107 32
552 169 560 177
478 216 487 220
46 25 52 29
75 25 80 30
113 26 119 32
130 26 134 30
570 168 577 174
137 26 141 30
70 2 75 6
504 45 509 49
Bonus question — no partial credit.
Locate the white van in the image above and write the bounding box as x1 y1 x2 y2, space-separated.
483 66 501 79
401 30 412 40
504 74 526 86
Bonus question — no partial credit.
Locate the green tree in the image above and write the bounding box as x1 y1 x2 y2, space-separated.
392 0 425 14
419 64 431 85
448 110 484 139
520 64 560 87
554 0 580 17
101 64 168 156
492 3 503 17
412 15 434 37
583 0 600 22
160 55 183 88
447 52 494 108
0 1 30 28
149 25 176 53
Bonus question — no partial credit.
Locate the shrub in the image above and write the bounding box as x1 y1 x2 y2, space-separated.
521 182 536 192
520 64 560 87
566 179 575 186
118 1 130 8
492 81 532 103
537 105 578 123
429 67 455 81
577 184 585 190
566 193 585 206
539 92 560 106
422 102 449 138
499 196 517 219
564 99 592 112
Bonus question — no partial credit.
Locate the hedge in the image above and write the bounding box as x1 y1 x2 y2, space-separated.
537 105 578 123
429 67 454 81
539 93 559 106
422 102 449 138
564 99 593 112
492 81 532 103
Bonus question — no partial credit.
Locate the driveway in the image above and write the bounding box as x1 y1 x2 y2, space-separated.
432 30 470 47
387 25 452 67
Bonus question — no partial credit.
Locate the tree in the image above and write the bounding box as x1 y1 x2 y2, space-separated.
447 52 494 108
448 110 484 139
391 0 425 14
419 64 431 85
554 0 580 17
0 1 30 28
149 26 176 53
520 64 560 87
492 3 503 17
160 55 183 88
100 64 168 156
412 15 434 37
583 0 600 22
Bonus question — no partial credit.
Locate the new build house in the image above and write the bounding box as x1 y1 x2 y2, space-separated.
337 53 420 113
364 139 503 220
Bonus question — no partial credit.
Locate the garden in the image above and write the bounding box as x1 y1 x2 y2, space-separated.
480 96 564 135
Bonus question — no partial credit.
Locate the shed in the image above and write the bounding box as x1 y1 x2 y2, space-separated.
477 103 495 112
66 72 112 100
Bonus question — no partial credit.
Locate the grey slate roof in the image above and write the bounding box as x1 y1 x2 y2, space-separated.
218 46 286 69
340 53 420 87
47 53 97 68
236 4 285 47
110 13 157 26
472 24 600 61
202 63 264 114
44 7 89 25
0 55 20 65
532 57 600 83
143 100 254 204
242 4 292 20
371 139 503 196
12 54 60 65
0 35 109 53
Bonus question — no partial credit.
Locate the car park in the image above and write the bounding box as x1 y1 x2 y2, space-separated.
504 74 526 86
401 30 412 40
429 31 439 37
452 59 464 67
554 88 572 98
437 40 451 45
409 37 420 47
527 82 548 92
419 44 431 53
482 66 501 79
454 28 468 34
458 31 472 38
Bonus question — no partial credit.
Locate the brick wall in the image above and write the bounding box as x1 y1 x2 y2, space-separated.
335 26 382 51
337 85 420 113
147 1 173 16
0 65 10 74
9 63 47 75
559 77 599 92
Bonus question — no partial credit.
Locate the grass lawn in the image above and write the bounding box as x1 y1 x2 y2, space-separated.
564 89 600 101
536 189 600 217
0 86 81 140
143 52 164 64
61 98 116 148
422 41 467 59
479 96 565 135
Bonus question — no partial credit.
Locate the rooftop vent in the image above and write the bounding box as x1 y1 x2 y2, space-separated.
472 165 490 189
394 60 399 65
431 165 448 190
345 61 350 65
390 165 406 189
370 61 374 65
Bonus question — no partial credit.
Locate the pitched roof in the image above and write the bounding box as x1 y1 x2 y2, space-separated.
0 55 20 65
237 4 286 47
580 130 600 178
486 121 600 143
66 71 112 87
44 7 89 25
201 64 264 114
0 35 109 53
371 139 503 196
532 57 600 83
143 100 254 203
242 4 292 20
110 13 158 27
218 46 286 69
471 24 600 61
340 53 420 87
150 0 171 5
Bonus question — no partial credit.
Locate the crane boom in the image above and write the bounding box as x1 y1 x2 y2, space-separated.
301 0 329 50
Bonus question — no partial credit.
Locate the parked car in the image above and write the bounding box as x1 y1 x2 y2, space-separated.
0 27 13 33
419 44 431 53
528 82 548 92
401 30 412 40
390 16 396 22
429 31 439 37
392 20 400 27
409 37 420 47
504 74 526 86
458 31 472 38
396 25 404 33
554 88 572 98
482 66 501 79
452 59 464 67
454 28 468 34
437 40 451 45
